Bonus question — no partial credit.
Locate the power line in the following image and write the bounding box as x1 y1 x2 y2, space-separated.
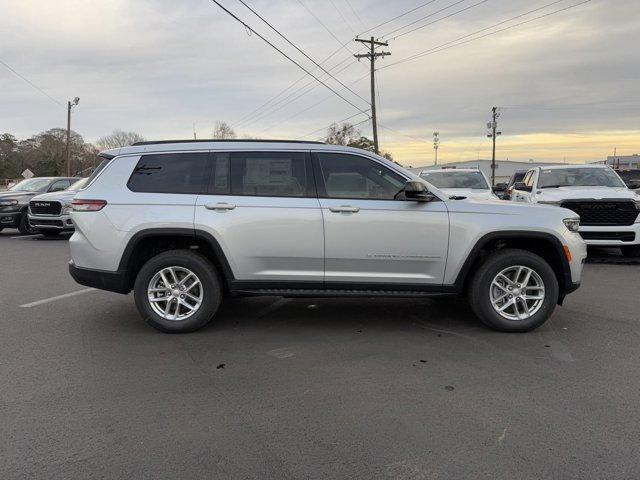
236 0 370 106
296 0 356 56
344 0 366 28
386 0 491 41
208 0 370 116
0 59 64 108
236 57 363 130
356 0 438 37
382 0 471 38
328 0 357 36
379 0 592 70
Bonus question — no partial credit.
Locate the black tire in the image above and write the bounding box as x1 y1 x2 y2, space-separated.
621 245 640 258
18 212 37 235
134 250 222 333
40 230 60 237
468 248 559 333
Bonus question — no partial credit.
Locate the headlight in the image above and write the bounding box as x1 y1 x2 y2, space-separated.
0 199 18 206
563 218 580 232
62 206 72 215
538 201 561 205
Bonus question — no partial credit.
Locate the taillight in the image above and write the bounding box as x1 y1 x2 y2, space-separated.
72 199 107 211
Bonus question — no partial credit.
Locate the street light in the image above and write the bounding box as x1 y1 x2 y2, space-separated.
433 131 440 166
66 97 80 176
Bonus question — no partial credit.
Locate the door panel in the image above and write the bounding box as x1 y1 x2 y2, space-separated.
314 152 449 286
195 151 324 282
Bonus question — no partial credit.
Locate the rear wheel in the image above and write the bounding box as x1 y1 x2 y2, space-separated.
18 212 37 235
621 245 640 258
468 249 559 332
134 250 222 333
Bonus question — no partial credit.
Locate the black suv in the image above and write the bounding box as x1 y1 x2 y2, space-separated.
0 177 79 234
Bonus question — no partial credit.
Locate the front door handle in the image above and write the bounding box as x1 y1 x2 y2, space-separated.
329 205 360 213
205 202 236 211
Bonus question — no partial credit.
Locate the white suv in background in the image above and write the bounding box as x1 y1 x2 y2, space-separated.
68 140 586 334
419 168 498 200
510 164 640 257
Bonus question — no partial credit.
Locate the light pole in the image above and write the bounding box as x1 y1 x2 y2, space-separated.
66 97 80 176
433 131 440 166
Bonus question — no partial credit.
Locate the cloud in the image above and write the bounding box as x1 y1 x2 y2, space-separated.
1 0 639 165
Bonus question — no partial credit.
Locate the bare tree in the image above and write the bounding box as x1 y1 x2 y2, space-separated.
325 122 361 146
96 130 145 150
212 121 236 140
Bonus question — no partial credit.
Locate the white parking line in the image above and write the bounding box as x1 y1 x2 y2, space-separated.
20 288 96 308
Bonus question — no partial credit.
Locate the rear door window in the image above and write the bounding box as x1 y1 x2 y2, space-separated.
128 153 208 194
207 151 313 197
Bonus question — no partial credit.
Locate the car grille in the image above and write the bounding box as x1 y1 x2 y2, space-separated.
580 232 636 242
560 200 638 226
30 200 62 216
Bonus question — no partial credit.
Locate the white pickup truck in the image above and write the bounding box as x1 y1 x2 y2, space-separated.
511 164 640 257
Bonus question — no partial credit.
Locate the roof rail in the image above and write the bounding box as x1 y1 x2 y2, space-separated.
131 139 326 146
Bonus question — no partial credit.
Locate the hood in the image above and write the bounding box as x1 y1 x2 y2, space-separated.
30 190 78 204
0 190 39 202
438 188 497 200
536 186 638 202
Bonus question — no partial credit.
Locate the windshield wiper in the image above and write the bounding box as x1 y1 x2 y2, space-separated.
540 185 563 189
449 195 467 200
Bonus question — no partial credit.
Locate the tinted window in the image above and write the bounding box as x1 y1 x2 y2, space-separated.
50 180 71 192
128 153 208 194
420 171 489 189
317 153 405 200
208 151 311 197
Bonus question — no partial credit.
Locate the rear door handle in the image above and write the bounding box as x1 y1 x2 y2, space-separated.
205 202 236 211
329 205 360 213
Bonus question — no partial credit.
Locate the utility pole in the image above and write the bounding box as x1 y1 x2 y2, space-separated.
66 97 80 176
354 37 390 154
487 106 501 187
433 131 440 166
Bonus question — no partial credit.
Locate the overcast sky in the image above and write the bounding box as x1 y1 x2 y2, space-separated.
2 0 639 165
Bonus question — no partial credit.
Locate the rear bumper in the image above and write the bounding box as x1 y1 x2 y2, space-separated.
0 211 21 228
29 213 74 230
69 261 130 294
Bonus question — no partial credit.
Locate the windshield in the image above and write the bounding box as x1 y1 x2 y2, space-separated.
8 178 51 192
420 171 489 189
67 178 88 191
538 168 625 188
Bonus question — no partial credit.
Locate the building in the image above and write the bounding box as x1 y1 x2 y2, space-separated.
408 159 562 184
601 154 640 170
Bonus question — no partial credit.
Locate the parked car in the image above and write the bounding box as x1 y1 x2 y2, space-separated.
68 140 586 333
419 168 499 200
502 170 527 200
510 164 640 257
0 177 80 234
28 178 88 237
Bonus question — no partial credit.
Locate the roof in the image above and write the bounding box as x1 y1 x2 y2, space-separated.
102 140 379 158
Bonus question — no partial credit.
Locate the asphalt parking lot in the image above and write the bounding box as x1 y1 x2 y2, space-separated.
2 231 639 479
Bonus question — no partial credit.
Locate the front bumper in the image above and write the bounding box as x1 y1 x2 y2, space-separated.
69 261 130 294
28 213 75 231
578 222 640 246
0 211 22 228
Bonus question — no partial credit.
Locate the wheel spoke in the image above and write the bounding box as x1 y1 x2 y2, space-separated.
497 274 515 287
492 280 508 293
498 298 515 312
492 292 510 305
149 296 167 303
184 279 201 293
178 272 194 287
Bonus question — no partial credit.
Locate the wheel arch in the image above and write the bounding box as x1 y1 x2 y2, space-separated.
452 231 572 304
118 228 236 293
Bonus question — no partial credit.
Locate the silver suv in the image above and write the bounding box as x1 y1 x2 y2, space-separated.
68 140 587 333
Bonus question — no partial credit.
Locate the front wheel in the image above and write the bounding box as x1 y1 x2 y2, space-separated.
134 250 222 333
468 249 559 332
18 212 37 235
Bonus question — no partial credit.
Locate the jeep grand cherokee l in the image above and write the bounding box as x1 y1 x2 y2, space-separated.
68 140 586 333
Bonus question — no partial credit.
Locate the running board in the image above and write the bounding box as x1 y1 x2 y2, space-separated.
231 288 455 298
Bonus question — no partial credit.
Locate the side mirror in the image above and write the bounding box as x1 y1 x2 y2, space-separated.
513 182 532 192
627 180 640 190
50 186 65 192
493 182 507 193
404 180 435 202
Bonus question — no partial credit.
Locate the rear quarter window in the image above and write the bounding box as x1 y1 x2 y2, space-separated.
127 153 208 194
